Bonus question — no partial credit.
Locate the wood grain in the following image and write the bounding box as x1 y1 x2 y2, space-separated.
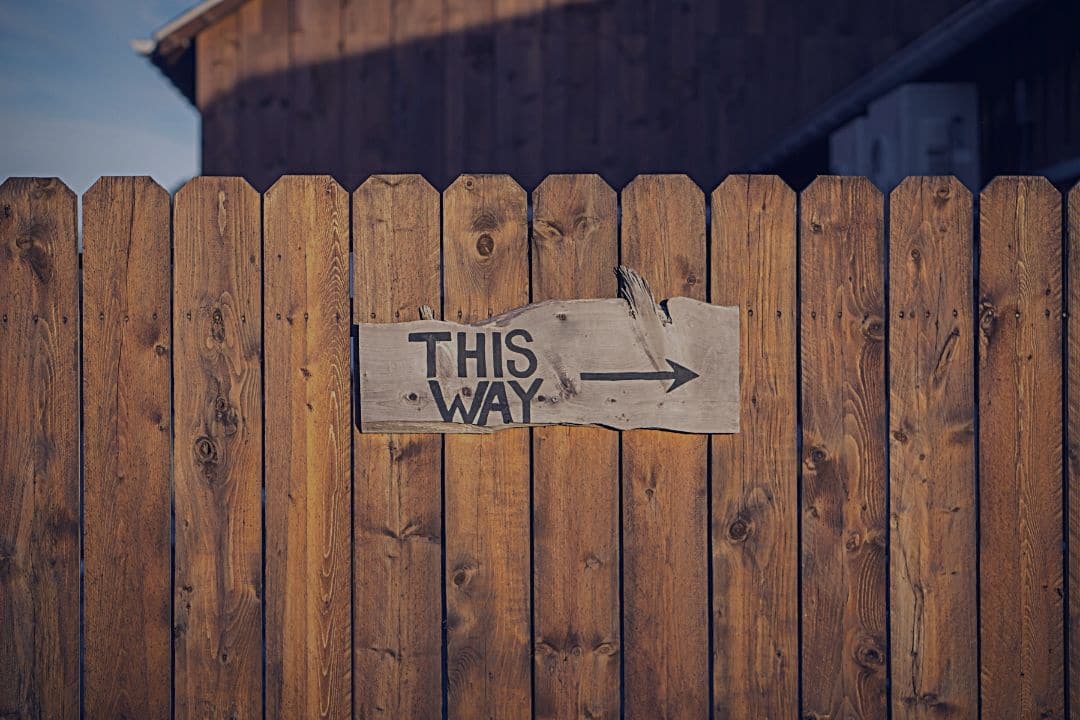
620 174 709 718
442 174 531 718
979 176 1063 719
531 175 620 719
82 176 172 719
0 178 79 719
264 176 351 718
710 175 798 719
1070 181 1080 719
353 174 443 718
173 177 263 719
888 177 977 717
800 176 887 720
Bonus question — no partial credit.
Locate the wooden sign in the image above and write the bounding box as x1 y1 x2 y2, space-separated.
356 268 739 433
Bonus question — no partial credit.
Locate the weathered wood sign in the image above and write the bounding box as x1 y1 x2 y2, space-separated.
356 268 739 433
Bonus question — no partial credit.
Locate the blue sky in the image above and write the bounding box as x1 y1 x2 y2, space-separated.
0 0 199 193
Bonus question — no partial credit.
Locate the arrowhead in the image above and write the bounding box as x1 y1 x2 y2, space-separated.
665 359 699 393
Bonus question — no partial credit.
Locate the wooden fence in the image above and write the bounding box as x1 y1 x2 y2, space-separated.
0 173 1077 719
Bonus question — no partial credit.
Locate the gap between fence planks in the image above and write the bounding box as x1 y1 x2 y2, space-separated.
264 176 352 718
442 174 532 718
620 175 711 718
710 175 799 719
531 175 621 719
173 177 263 718
0 178 79 720
353 174 444 718
979 176 1064 718
800 176 888 719
888 177 977 718
82 177 172 719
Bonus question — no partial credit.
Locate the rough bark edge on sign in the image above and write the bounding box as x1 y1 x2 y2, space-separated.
616 265 671 325
376 267 667 337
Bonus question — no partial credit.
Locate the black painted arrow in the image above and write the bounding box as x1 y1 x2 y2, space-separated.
580 358 700 393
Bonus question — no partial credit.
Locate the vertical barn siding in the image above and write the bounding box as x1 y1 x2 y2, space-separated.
192 0 971 189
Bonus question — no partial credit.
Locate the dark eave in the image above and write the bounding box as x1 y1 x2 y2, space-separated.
132 0 250 106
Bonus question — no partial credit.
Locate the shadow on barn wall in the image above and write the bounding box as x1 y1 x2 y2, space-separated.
192 0 971 191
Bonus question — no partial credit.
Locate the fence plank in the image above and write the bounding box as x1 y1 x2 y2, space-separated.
531 175 620 719
82 177 172 718
979 176 1064 719
620 174 709 718
353 174 444 718
710 175 798 719
0 178 79 719
800 176 887 719
264 176 351 718
173 177 263 718
1071 181 1080 718
443 174 531 718
888 177 977 717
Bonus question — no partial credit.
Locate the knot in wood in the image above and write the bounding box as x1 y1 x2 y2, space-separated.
210 308 226 343
861 314 884 342
808 446 827 466
844 531 862 552
213 396 239 435
475 233 494 257
854 635 885 670
193 436 218 465
728 518 750 542
15 231 35 250
979 303 996 332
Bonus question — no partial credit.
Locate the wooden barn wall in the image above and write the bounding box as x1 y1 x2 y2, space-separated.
1 172 1078 720
193 0 970 191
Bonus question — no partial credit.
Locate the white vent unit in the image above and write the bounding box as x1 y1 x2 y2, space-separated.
829 83 979 192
